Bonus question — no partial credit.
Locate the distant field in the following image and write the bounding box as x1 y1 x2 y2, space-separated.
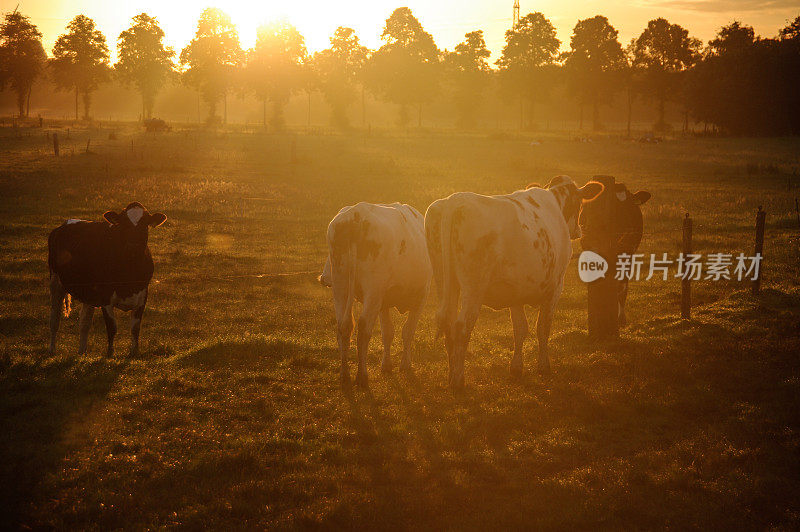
1 124 799 528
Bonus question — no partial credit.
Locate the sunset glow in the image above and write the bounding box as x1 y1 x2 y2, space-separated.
7 0 799 61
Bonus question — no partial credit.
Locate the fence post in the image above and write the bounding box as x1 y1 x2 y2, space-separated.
53 133 59 157
681 213 692 319
752 206 766 295
586 175 619 339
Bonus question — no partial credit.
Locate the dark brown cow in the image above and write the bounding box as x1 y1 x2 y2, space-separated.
48 202 166 356
578 180 651 326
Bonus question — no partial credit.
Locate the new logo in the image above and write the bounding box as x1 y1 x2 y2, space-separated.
578 250 608 283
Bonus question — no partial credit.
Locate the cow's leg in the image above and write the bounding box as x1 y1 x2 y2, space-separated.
400 300 424 372
451 295 481 390
379 308 394 374
130 300 146 357
536 292 559 376
78 304 94 355
101 305 117 357
509 305 528 378
355 297 381 388
618 280 628 328
48 275 66 355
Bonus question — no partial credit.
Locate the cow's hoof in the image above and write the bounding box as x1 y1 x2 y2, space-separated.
355 371 369 388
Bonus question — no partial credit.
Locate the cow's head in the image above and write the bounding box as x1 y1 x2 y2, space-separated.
578 179 651 253
541 176 604 240
103 202 167 256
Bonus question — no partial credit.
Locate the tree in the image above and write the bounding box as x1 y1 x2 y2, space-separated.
0 10 46 117
631 18 700 130
563 15 625 131
115 13 175 120
314 27 368 129
245 21 307 130
366 7 440 127
50 15 110 120
687 21 800 135
444 30 491 129
779 15 800 40
497 12 560 129
180 8 243 124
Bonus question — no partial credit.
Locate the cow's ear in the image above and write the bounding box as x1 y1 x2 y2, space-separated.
525 182 541 190
103 211 122 225
632 191 651 205
148 213 167 227
579 181 604 201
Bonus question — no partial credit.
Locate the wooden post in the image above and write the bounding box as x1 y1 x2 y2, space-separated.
681 213 692 319
586 175 619 339
752 206 766 295
53 133 59 157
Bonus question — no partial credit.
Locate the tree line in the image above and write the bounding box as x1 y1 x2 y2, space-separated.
1 7 798 135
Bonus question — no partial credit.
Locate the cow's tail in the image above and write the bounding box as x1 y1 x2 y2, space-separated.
62 293 72 318
435 205 455 340
47 226 72 318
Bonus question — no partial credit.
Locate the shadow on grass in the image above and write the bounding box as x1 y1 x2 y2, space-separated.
180 337 330 371
0 356 128 529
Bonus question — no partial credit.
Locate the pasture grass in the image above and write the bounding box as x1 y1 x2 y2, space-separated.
1 125 799 528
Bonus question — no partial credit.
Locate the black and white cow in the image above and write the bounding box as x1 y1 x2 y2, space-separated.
425 176 603 388
48 202 167 357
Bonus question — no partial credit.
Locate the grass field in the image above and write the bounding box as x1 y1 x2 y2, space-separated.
1 125 799 529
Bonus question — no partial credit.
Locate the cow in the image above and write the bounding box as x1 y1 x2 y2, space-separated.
48 202 167 357
425 176 603 389
578 179 651 327
319 202 432 387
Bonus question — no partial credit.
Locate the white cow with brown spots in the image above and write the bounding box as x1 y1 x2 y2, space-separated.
425 176 603 389
319 202 432 387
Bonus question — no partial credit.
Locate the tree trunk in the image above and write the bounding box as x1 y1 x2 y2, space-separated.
418 103 422 128
307 91 311 127
263 100 267 128
519 97 523 131
592 97 600 131
361 85 366 127
683 107 689 133
82 90 91 120
579 103 584 130
75 88 79 121
626 88 633 138
657 96 665 129
224 93 227 125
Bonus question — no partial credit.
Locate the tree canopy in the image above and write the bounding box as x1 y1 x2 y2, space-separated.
179 8 243 123
366 7 440 127
50 14 110 120
116 13 175 120
314 27 368 128
0 11 46 117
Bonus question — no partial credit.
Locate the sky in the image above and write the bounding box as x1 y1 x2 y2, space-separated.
3 0 799 62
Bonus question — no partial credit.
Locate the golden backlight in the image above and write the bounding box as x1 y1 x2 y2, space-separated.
11 0 800 61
